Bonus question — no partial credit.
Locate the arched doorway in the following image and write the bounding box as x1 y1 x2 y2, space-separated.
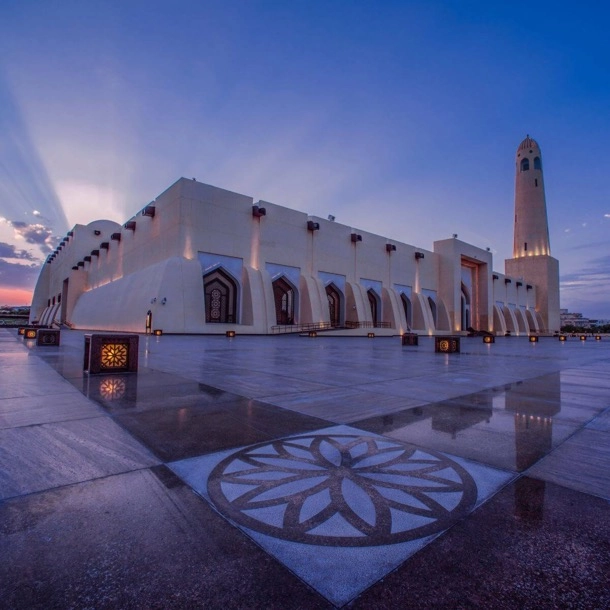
273 276 295 325
368 289 380 326
401 294 412 329
326 284 342 327
461 283 471 331
428 296 437 327
203 268 238 323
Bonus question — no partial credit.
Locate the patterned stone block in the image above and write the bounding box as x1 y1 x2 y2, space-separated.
435 336 460 353
84 334 139 374
36 329 60 346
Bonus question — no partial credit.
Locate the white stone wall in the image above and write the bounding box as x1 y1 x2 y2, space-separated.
31 178 553 336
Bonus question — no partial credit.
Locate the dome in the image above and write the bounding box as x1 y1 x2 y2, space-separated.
517 135 540 153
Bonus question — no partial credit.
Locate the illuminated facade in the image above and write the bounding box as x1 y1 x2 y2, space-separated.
30 139 560 335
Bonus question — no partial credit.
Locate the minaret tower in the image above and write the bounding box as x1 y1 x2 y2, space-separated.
505 136 560 332
513 135 550 258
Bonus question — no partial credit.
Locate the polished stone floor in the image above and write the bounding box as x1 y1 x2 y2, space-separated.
1 329 609 608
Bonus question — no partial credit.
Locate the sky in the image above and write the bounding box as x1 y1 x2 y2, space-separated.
0 1 609 316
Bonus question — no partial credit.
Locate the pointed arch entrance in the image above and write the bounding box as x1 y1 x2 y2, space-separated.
326 283 342 327
401 294 412 329
461 283 471 331
368 289 380 325
272 276 296 325
203 268 238 323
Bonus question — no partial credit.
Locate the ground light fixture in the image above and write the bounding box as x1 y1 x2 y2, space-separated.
483 335 495 344
226 330 236 338
529 336 539 343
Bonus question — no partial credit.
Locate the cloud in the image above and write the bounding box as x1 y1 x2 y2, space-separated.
0 241 38 261
0 258 41 289
560 254 610 293
10 220 58 252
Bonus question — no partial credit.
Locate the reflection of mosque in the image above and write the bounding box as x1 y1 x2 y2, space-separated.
378 374 563 523
505 373 561 522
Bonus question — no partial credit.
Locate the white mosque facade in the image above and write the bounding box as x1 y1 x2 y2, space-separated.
30 138 560 336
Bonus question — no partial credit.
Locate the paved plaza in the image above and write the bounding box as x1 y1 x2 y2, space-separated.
1 328 609 609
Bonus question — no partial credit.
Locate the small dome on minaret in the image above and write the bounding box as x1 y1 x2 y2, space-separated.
517 135 540 153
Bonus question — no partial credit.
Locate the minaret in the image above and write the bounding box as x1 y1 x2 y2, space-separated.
505 136 560 333
513 136 551 258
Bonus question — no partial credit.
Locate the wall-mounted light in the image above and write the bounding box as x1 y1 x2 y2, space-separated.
415 252 425 260
153 329 163 336
351 233 362 242
67 230 74 237
77 261 85 267
516 281 523 287
252 205 266 217
111 232 121 242
386 244 397 252
595 335 602 341
124 221 136 231
100 242 109 250
580 335 587 341
143 205 156 217
492 274 499 280
84 256 91 263
559 335 567 342
25 328 37 339
505 278 512 284
307 220 320 231
91 250 99 257
72 266 79 270
526 284 532 290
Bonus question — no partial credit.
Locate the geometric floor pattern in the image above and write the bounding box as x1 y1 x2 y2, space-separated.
171 424 515 605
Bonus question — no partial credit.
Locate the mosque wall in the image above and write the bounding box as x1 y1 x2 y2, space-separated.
30 177 548 336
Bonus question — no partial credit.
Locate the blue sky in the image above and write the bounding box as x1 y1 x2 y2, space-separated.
1 1 609 316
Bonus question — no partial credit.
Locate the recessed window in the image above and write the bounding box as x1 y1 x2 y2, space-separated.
534 156 541 170
535 179 538 187
524 242 528 251
520 158 529 172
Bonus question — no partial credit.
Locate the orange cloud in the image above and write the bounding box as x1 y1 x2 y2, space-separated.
0 287 32 307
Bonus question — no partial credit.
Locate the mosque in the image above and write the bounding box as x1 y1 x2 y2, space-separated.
30 137 560 336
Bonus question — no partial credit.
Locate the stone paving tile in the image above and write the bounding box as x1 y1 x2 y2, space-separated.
0 391 104 429
0 466 327 610
355 405 578 472
0 417 160 500
586 407 610 432
526 428 610 500
259 386 428 424
114 399 330 461
351 478 610 610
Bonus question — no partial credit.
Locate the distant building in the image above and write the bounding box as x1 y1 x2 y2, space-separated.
30 138 561 335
